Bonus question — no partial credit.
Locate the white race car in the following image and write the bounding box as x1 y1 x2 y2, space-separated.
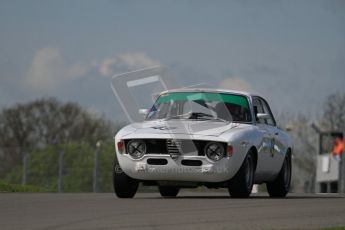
114 88 292 198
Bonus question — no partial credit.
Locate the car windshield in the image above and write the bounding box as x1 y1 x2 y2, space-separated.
146 92 252 123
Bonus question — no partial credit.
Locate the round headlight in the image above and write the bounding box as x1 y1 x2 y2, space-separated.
204 142 225 161
127 140 146 159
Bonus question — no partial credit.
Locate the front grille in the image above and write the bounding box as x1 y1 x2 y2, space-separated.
166 139 208 157
166 139 182 159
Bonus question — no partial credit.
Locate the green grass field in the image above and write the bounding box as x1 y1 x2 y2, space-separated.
0 180 51 192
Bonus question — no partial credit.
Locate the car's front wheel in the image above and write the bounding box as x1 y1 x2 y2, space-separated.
266 152 291 198
113 158 139 198
159 186 180 197
228 152 255 198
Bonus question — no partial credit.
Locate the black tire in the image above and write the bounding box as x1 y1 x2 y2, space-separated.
113 158 139 198
228 152 255 198
159 186 180 197
266 153 291 198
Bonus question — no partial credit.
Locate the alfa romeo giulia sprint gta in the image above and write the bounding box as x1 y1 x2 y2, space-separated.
113 89 292 198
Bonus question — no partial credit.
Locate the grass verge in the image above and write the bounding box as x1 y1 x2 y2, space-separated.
0 180 51 192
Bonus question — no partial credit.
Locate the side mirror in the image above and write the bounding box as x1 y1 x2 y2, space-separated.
257 113 270 119
138 109 149 115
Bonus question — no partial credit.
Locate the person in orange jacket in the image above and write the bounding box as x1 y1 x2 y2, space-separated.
332 137 344 161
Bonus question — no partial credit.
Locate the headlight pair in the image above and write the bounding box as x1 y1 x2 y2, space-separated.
125 139 228 161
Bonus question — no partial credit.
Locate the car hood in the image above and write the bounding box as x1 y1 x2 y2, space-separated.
123 120 245 137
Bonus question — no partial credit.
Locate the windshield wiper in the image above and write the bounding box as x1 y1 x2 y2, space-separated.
165 112 229 123
164 113 191 120
210 117 230 123
165 112 212 120
190 112 230 123
189 112 213 119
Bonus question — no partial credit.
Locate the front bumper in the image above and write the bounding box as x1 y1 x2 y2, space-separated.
116 153 239 183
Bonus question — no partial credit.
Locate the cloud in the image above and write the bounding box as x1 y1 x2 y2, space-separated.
65 63 90 79
25 48 160 91
26 47 93 90
218 77 254 92
99 58 117 77
26 47 64 90
119 53 160 69
98 52 160 77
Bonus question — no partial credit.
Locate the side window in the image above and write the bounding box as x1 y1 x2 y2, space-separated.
260 98 276 126
252 97 265 124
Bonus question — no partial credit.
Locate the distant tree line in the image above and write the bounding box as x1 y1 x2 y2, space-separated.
0 97 123 191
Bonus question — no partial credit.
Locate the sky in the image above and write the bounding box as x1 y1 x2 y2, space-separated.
0 0 344 121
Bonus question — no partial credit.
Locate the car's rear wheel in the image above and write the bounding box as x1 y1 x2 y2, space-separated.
159 186 180 197
228 152 255 198
113 158 139 198
266 152 291 198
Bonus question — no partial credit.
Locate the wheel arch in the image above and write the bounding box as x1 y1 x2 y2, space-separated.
286 147 292 157
248 146 258 172
276 147 292 176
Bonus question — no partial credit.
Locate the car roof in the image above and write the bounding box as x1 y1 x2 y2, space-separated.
159 88 262 99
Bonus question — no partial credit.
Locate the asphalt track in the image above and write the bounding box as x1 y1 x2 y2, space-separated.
1 192 345 230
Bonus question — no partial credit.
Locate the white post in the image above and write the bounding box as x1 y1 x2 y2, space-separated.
93 141 101 193
58 149 64 193
22 151 28 185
